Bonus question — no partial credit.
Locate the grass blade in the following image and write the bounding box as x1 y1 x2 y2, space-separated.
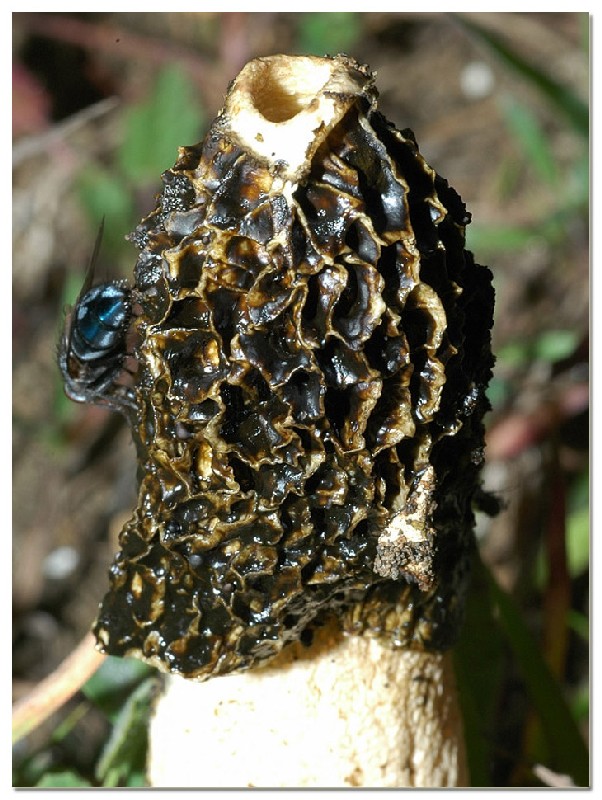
454 14 588 138
485 567 589 786
454 555 505 786
500 95 559 185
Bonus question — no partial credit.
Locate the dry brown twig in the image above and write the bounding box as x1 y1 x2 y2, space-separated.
12 632 106 745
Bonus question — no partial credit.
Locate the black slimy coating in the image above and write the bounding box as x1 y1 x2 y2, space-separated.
90 56 494 680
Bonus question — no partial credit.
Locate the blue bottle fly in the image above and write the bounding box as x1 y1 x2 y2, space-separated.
58 221 135 415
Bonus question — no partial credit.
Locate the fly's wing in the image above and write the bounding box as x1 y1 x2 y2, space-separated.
76 218 106 307
61 218 105 355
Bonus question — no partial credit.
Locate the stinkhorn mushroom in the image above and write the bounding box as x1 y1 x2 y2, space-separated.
60 54 494 787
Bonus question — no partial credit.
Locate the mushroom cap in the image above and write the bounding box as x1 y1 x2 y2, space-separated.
92 55 494 680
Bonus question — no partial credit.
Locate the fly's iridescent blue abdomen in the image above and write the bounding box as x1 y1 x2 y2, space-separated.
58 223 135 415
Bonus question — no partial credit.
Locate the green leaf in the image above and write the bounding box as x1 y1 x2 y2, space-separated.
466 223 538 254
566 471 589 577
50 702 89 744
495 340 531 367
500 96 559 185
82 655 156 722
118 65 205 183
532 329 579 362
296 12 361 55
467 195 586 257
126 769 149 787
567 609 589 642
570 681 590 725
454 14 588 138
496 330 579 369
566 150 589 207
454 555 505 786
485 375 512 409
77 165 136 257
95 676 157 787
36 771 92 788
486 568 589 786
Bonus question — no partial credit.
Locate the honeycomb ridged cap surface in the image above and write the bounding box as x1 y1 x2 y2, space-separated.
92 54 494 680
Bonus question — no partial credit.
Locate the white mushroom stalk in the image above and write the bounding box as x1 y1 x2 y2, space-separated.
149 624 467 787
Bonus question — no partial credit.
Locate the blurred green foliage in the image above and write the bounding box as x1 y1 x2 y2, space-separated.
78 64 205 262
486 327 583 413
36 771 93 788
500 96 559 186
533 468 590 587
295 12 361 56
453 556 505 787
82 654 156 721
455 14 588 138
118 65 205 183
463 14 588 260
94 674 158 787
455 14 589 787
456 554 589 787
15 658 157 788
565 470 589 577
496 329 580 368
486 564 588 786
